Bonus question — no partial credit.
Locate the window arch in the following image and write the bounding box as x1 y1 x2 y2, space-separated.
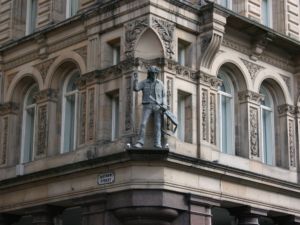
218 72 234 154
21 84 38 163
259 86 274 165
61 70 80 153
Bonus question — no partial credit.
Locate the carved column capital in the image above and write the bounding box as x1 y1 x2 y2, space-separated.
277 104 297 117
238 90 264 105
33 89 59 104
0 102 20 116
197 71 222 90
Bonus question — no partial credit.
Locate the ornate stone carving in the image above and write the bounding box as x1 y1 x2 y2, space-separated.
88 89 95 141
198 71 222 89
34 58 56 83
260 54 294 73
250 108 258 156
202 90 207 140
238 90 264 104
289 120 294 167
33 89 59 103
222 38 251 55
2 117 8 164
7 73 17 90
48 32 87 53
125 78 132 132
37 106 47 155
152 17 175 59
81 92 86 144
124 17 148 58
280 74 291 93
75 46 87 62
167 79 171 130
0 102 20 116
240 58 264 80
277 104 297 115
4 50 39 70
210 94 215 144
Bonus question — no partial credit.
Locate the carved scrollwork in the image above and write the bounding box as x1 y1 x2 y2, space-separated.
4 50 39 70
197 71 222 89
167 79 172 130
125 17 149 58
152 17 175 59
88 89 95 141
75 46 87 62
37 106 47 155
250 108 258 156
279 74 291 93
210 94 215 144
81 92 86 144
201 33 212 53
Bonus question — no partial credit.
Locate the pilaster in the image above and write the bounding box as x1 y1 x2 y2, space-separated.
33 89 59 158
197 71 222 158
0 102 20 167
237 90 264 161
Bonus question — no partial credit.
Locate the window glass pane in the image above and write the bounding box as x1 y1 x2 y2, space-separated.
29 0 37 34
218 73 231 94
221 95 232 154
262 0 269 26
26 86 38 106
259 87 271 107
262 109 272 165
66 71 79 92
24 107 35 163
63 94 76 152
220 0 228 7
114 96 119 140
70 0 79 17
178 45 183 65
178 97 182 140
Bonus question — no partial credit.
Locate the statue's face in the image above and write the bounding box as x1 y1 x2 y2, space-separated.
148 72 158 80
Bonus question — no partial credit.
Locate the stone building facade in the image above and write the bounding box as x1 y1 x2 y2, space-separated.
0 0 300 224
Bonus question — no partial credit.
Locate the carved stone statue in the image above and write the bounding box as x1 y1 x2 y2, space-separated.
133 66 167 148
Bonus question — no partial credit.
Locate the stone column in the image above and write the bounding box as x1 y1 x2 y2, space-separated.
188 195 221 225
272 215 300 225
0 102 20 167
73 193 110 225
197 71 222 158
237 90 264 161
0 213 21 225
33 89 59 158
25 205 64 225
228 206 268 225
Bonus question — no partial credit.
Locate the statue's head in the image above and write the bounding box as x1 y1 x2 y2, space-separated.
147 66 159 80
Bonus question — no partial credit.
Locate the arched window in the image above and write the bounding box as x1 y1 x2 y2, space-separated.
260 86 274 165
21 84 38 163
61 70 79 153
218 73 234 154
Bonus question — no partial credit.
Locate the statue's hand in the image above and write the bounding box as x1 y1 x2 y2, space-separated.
133 68 138 80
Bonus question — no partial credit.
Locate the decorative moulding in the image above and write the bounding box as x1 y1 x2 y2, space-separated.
238 90 264 104
0 102 20 116
33 89 59 104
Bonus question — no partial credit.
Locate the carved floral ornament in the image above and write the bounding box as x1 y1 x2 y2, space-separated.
238 90 264 104
33 58 56 83
240 58 264 80
197 71 222 89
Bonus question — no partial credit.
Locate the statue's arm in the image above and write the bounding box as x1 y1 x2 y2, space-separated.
133 68 143 92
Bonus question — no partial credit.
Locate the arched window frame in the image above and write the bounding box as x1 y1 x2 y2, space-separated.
60 70 79 153
218 72 234 154
20 84 38 163
259 86 275 165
